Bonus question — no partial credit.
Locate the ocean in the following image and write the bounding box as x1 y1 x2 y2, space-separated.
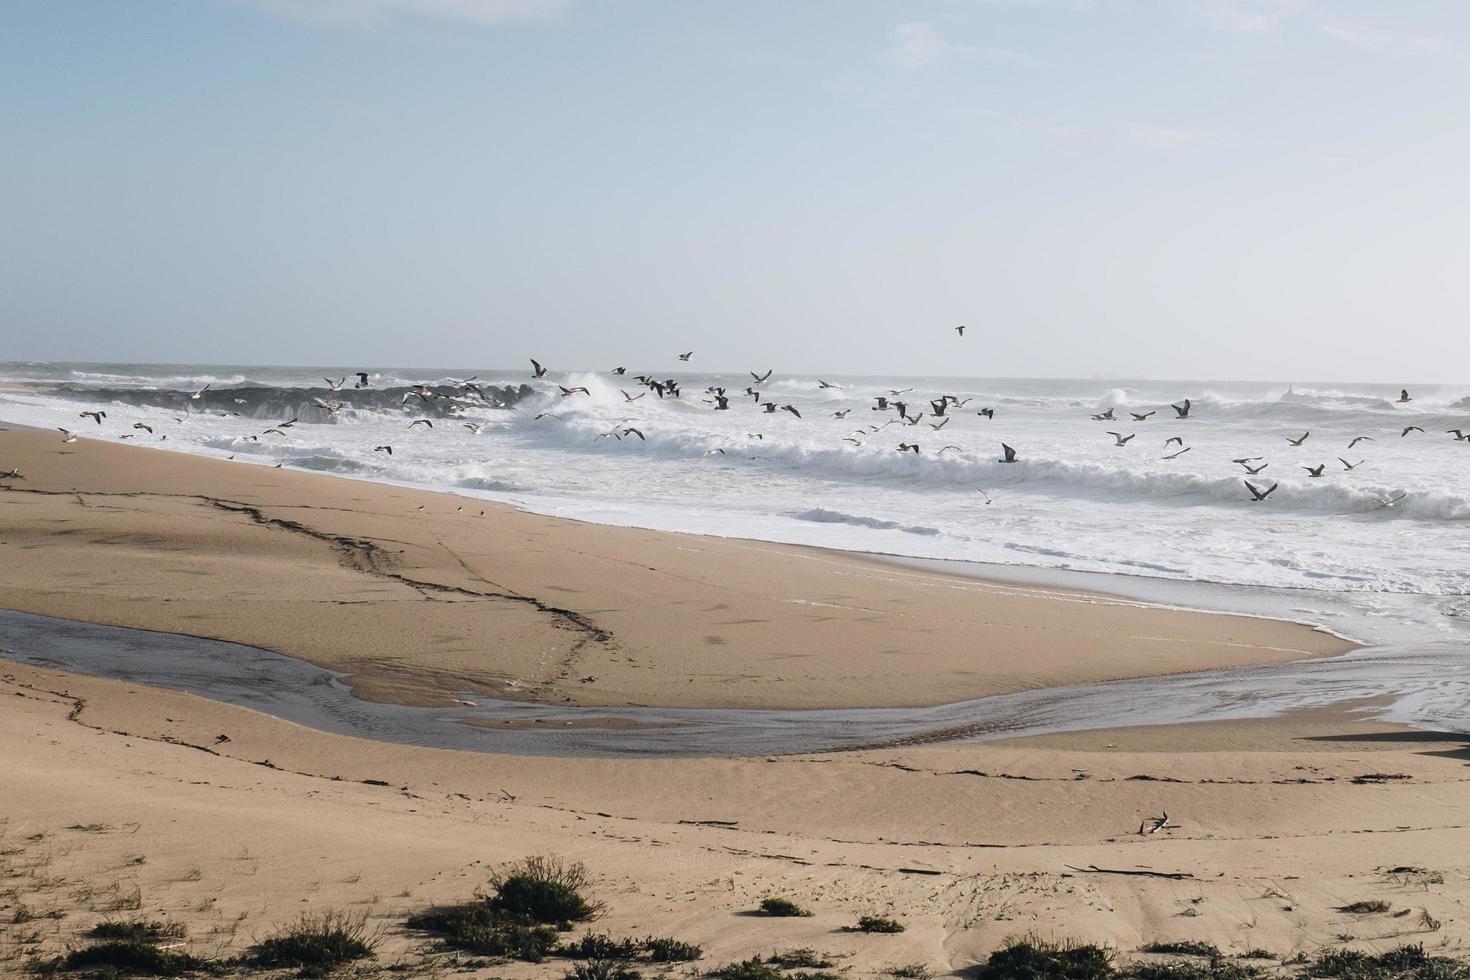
3 361 1468 657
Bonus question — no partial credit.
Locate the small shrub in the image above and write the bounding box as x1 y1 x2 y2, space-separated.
644 936 703 962
489 855 602 924
769 949 833 969
1336 899 1391 914
90 919 187 943
888 965 933 980
567 960 641 980
248 909 377 976
757 898 810 918
62 940 213 977
1240 950 1276 960
406 903 558 961
976 935 1114 980
1123 963 1266 979
561 934 640 961
1139 941 1221 958
855 915 905 934
711 957 786 980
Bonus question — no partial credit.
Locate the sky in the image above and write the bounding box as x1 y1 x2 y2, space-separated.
1 0 1468 382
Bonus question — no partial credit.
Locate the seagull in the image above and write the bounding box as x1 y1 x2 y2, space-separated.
1347 436 1374 448
705 448 725 456
0 469 22 479
1402 426 1424 437
530 358 548 378
534 412 561 420
955 325 965 336
1398 388 1412 403
1171 399 1192 418
1091 408 1116 421
833 409 851 418
1164 436 1184 447
1242 462 1269 475
241 435 259 442
312 398 343 416
353 372 371 389
762 402 778 413
1130 411 1155 421
448 376 478 389
408 419 434 429
998 443 1018 463
780 405 801 418
59 428 78 444
1374 493 1407 509
977 408 995 420
133 423 153 433
818 380 840 389
622 427 645 441
897 443 919 454
678 351 693 361
621 389 645 402
751 369 773 384
937 445 962 455
262 429 285 436
463 421 488 434
1287 431 1310 446
611 367 626 375
1106 432 1135 447
1162 446 1191 460
278 417 298 427
976 489 996 505
80 410 106 424
558 386 591 396
374 445 392 455
1232 457 1263 464
233 397 249 404
1339 458 1364 471
1245 480 1278 501
189 384 209 400
324 376 346 391
930 417 951 430
1447 429 1467 441
873 397 890 411
889 388 914 396
1303 464 1325 477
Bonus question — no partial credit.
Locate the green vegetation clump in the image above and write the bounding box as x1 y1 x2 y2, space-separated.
565 960 642 980
1336 900 1392 914
246 910 378 977
1306 944 1470 979
488 855 603 924
1125 963 1266 979
60 940 215 977
855 915 905 934
560 934 640 961
769 949 833 969
975 936 1115 980
710 957 787 980
406 903 559 961
644 936 703 962
1140 942 1222 959
757 898 810 918
89 919 187 943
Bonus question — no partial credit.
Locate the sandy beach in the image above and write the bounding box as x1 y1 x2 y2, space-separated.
4 425 1468 976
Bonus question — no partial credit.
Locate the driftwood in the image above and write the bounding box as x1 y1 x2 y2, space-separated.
1065 864 1197 880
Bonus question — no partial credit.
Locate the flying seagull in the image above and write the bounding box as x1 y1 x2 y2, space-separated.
622 427 645 441
976 489 996 505
897 443 919 454
1164 436 1184 448
1447 429 1467 441
1130 411 1155 421
1398 388 1412 403
354 372 371 388
780 404 801 418
1091 408 1115 421
977 408 995 419
463 421 489 434
678 351 693 361
1303 463 1325 477
1287 431 1310 446
1245 481 1278 501
998 443 1018 463
1242 462 1268 475
1375 493 1407 509
374 445 393 455
1347 436 1374 448
324 376 345 391
408 419 434 429
59 428 78 444
621 389 645 402
1171 399 1192 418
1402 426 1424 437
612 366 626 375
530 358 548 378
132 423 153 433
558 386 591 396
1106 432 1135 447
80 410 106 424
955 325 965 336
1162 446 1191 460
818 380 840 389
1339 458 1364 471
189 384 209 400
750 369 773 384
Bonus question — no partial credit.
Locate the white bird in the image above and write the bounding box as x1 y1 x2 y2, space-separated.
463 421 489 434
1375 493 1407 509
621 389 645 402
1106 432 1135 447
324 376 346 391
189 384 209 400
59 428 78 444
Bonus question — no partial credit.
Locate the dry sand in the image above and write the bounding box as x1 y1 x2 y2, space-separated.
4 425 1467 977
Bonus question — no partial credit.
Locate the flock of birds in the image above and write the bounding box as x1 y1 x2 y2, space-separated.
28 341 1461 512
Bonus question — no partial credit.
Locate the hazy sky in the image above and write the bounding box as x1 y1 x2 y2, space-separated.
2 1 1467 381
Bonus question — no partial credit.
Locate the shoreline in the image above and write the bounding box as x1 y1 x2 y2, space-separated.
0 425 1350 714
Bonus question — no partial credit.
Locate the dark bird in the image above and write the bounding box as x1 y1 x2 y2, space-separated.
622 427 645 441
534 412 561 420
678 351 693 361
262 429 285 436
873 396 890 411
1164 436 1184 447
1287 431 1310 446
763 402 778 413
833 409 851 418
1162 446 1191 460
278 417 298 427
132 423 153 433
1091 408 1115 421
80 410 106 424
897 443 919 454
750 369 773 384
780 405 801 418
712 393 730 410
1347 436 1374 448
375 445 393 455
1303 464 1325 477
930 417 950 430
818 380 840 389
530 358 548 378
955 325 965 336
1107 432 1135 447
977 408 995 419
1398 388 1412 403
930 399 948 417
1447 429 1467 441
1171 399 1192 418
1242 462 1268 475
1402 426 1424 437
354 372 371 388
1339 458 1364 471
1129 411 1154 421
1245 480 1278 501
998 443 1018 463
612 367 626 375
408 419 433 429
